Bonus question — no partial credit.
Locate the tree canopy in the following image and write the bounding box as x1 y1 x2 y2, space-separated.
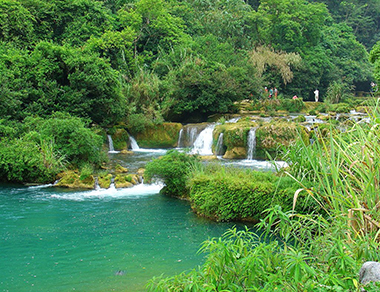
0 0 377 123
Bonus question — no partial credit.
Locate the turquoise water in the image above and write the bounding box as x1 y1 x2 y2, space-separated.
0 183 246 292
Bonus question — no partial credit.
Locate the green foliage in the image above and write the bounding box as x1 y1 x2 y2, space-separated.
147 226 367 291
0 137 64 183
187 164 310 221
370 41 380 85
124 69 166 130
0 112 108 183
164 58 249 121
144 150 201 197
249 98 305 113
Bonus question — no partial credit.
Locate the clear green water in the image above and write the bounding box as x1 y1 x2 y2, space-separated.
0 183 247 292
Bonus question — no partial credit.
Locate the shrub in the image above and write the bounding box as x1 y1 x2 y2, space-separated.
144 150 201 197
0 138 64 183
187 165 311 221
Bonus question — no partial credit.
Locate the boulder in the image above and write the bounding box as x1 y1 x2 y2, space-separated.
359 261 380 287
110 128 130 151
114 174 137 188
223 147 247 159
201 155 218 161
135 123 183 148
115 164 128 174
55 170 95 189
98 173 112 189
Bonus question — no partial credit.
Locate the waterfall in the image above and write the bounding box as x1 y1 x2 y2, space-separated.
107 135 119 153
94 177 101 190
192 124 215 155
177 128 184 148
188 127 199 146
247 128 257 160
215 133 224 156
129 136 140 150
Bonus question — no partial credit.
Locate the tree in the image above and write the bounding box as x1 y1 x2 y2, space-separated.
248 46 302 86
0 0 35 46
117 0 189 66
22 42 125 125
257 0 329 52
369 41 380 85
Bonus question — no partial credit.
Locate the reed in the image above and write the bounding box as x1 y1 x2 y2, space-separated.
284 101 380 241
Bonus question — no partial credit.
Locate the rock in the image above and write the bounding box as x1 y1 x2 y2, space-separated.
98 173 112 189
115 181 133 188
55 170 95 189
134 122 183 148
200 155 218 161
115 164 128 174
359 261 380 286
223 147 247 159
120 150 133 154
114 174 135 188
109 128 130 151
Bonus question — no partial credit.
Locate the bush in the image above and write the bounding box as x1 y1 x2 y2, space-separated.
25 112 106 168
144 150 201 197
0 138 63 183
187 165 312 221
0 113 107 183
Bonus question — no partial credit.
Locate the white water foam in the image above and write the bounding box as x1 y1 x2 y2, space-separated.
49 183 164 201
246 128 257 160
108 135 120 154
28 184 54 189
191 124 215 155
129 136 140 150
132 148 167 154
220 159 288 171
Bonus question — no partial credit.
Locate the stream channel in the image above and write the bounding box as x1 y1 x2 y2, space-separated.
0 150 280 292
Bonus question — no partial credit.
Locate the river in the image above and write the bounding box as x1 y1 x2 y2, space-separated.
0 151 265 292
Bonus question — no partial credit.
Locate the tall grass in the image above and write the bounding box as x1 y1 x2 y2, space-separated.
284 101 380 241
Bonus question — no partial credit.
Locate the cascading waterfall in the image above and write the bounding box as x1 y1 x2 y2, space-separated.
215 133 224 156
247 128 257 160
129 136 140 151
191 124 215 155
188 127 199 146
177 128 184 148
108 135 119 153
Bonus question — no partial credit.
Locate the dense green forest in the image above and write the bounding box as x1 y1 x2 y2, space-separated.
1 0 380 182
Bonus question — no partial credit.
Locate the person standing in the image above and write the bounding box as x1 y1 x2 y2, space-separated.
314 89 319 102
269 88 273 98
274 88 278 98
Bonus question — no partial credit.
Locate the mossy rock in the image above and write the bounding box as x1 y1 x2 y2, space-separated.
214 120 256 156
201 155 218 161
115 180 134 188
223 147 247 159
56 170 95 189
256 122 300 152
98 173 112 189
115 164 128 174
114 174 139 188
135 123 182 148
111 128 130 151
